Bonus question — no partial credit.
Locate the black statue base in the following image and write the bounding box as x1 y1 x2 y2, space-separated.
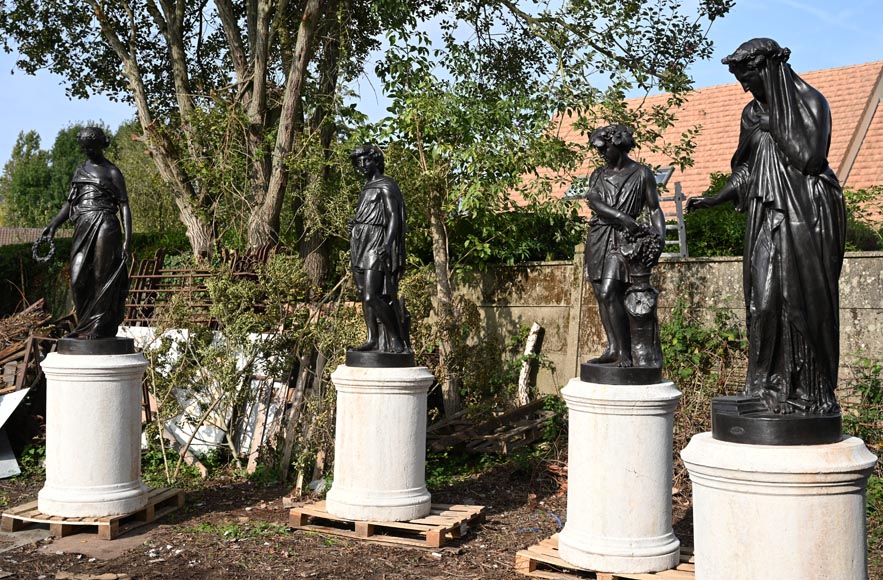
712 395 842 445
57 337 135 356
580 362 662 385
346 350 415 368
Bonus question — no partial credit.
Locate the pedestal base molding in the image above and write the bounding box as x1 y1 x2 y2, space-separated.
325 365 433 522
558 378 682 573
38 352 149 518
682 432 877 580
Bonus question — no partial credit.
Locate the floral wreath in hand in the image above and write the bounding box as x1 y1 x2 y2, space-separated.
32 235 56 264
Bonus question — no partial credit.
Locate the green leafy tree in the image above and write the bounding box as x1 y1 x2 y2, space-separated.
0 0 417 267
114 120 183 236
374 0 732 414
684 172 748 257
0 131 53 227
843 186 883 252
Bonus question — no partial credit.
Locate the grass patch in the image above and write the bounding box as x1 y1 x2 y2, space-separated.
187 520 290 540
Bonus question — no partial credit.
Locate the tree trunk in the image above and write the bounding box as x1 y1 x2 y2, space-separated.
429 202 463 416
176 200 215 258
296 5 340 288
299 229 329 287
89 0 216 260
248 0 322 250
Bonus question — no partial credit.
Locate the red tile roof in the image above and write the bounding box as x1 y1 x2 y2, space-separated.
0 228 44 247
846 101 883 190
0 227 69 247
530 61 883 216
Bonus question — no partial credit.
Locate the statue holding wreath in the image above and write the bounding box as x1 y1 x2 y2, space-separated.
36 127 131 340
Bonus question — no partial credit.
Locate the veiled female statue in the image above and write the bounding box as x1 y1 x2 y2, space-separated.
688 38 846 416
39 127 131 340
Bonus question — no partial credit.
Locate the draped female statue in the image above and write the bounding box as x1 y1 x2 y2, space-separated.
38 127 131 341
688 38 846 420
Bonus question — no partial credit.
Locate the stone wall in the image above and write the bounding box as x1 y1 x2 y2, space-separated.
459 249 883 395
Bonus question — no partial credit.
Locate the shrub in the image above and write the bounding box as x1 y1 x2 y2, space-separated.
682 172 746 257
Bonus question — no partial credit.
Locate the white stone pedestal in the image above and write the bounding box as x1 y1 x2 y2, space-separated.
558 378 682 573
325 364 433 521
38 352 150 517
682 432 877 580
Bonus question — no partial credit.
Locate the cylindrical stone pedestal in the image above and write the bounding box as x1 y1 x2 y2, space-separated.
558 378 682 573
38 352 150 517
325 365 433 521
682 432 877 580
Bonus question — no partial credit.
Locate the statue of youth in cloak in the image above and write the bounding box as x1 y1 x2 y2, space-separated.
584 124 666 373
348 145 411 357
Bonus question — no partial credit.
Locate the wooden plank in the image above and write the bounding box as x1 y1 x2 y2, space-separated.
1 515 26 532
297 523 443 549
290 510 309 527
515 552 538 574
354 521 374 538
50 522 76 538
429 508 484 519
296 506 338 520
290 501 486 549
409 514 464 526
246 380 271 474
3 500 38 515
529 543 564 562
425 528 444 548
426 503 480 511
514 535 694 580
0 488 183 541
363 520 436 533
621 571 695 580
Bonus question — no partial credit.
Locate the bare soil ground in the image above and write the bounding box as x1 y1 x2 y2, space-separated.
0 461 691 580
0 462 877 580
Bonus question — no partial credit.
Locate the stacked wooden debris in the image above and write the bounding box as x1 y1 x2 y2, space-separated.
125 244 275 328
0 299 54 394
427 398 554 455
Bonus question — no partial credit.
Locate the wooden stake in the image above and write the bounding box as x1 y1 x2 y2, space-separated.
517 322 542 406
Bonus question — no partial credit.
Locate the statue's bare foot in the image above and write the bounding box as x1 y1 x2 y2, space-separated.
617 356 634 368
588 349 616 364
353 340 378 352
389 339 406 353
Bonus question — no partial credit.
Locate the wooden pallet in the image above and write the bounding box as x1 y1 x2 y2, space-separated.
1 487 184 540
289 500 486 548
515 534 695 580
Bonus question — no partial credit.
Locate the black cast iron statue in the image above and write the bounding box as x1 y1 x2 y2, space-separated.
687 38 846 444
582 125 666 385
346 145 413 367
36 127 134 355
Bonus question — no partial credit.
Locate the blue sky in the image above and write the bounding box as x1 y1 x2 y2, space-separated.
1 0 881 165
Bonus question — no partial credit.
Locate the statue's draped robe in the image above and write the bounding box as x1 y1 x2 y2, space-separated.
584 163 653 283
731 61 845 412
68 165 128 338
350 175 407 350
